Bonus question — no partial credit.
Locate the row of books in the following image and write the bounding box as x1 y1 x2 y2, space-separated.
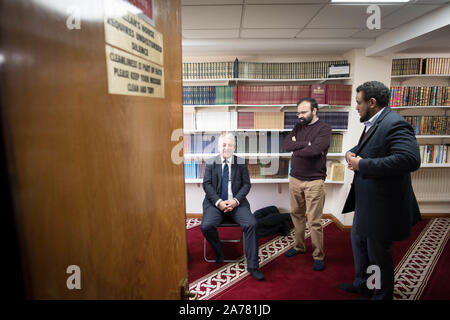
183 61 235 80
184 111 349 131
392 58 450 76
236 61 349 79
419 145 449 164
183 84 353 106
389 86 450 107
184 158 345 182
183 85 235 105
183 132 343 154
184 159 291 179
404 116 450 135
326 160 345 182
184 111 237 131
236 84 352 106
182 59 350 80
248 159 291 179
280 111 349 130
184 160 205 179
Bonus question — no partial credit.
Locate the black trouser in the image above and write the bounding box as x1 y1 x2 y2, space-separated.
201 205 259 270
351 222 394 300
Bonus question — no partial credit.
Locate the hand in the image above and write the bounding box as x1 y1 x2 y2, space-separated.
345 151 356 164
222 199 238 213
345 152 356 170
218 201 228 212
348 156 363 171
291 136 296 142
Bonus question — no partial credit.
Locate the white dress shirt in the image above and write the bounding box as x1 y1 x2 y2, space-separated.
215 156 240 207
364 107 385 133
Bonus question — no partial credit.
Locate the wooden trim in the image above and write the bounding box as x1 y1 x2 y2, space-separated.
322 214 352 232
187 213 203 219
185 213 449 227
186 212 354 231
421 213 450 219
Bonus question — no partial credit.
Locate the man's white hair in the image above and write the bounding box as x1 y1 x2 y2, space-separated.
217 132 236 146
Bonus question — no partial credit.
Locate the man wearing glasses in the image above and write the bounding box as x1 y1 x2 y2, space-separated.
282 97 331 271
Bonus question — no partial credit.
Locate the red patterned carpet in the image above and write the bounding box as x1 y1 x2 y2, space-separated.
186 217 450 300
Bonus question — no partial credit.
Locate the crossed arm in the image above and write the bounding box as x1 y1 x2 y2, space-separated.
283 125 331 157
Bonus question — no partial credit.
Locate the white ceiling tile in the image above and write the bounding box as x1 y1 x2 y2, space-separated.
241 28 300 38
243 4 322 28
351 29 391 38
382 5 440 29
181 0 243 5
297 28 360 38
183 29 240 39
307 4 402 28
182 5 242 29
245 0 328 3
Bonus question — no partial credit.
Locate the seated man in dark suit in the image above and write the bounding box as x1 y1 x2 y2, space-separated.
201 133 264 281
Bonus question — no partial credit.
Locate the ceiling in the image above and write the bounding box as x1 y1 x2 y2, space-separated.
181 0 450 56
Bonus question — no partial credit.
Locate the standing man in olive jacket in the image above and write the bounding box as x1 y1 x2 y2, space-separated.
339 81 421 300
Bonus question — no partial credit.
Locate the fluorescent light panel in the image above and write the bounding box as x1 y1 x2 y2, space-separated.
331 0 409 3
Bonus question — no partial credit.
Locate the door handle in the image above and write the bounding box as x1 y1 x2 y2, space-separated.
180 278 198 300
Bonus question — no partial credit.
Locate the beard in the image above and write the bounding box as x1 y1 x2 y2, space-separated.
359 112 370 123
299 114 313 125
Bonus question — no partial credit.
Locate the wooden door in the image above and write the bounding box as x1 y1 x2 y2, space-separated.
0 0 188 299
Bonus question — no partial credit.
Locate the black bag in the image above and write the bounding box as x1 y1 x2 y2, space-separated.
254 206 291 238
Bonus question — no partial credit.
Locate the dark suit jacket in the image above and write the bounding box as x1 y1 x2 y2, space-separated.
202 155 251 211
343 107 421 241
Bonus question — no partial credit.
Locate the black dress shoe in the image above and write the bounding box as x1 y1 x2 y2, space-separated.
248 268 264 281
338 283 372 298
284 248 304 257
338 283 358 293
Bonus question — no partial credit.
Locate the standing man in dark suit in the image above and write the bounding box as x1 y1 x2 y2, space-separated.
201 133 264 281
339 81 421 300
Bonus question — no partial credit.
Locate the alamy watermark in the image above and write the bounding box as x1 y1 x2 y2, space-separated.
66 265 81 290
366 265 381 290
171 130 281 175
366 5 381 30
66 5 81 30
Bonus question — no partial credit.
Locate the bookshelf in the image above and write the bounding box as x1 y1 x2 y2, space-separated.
183 77 353 85
182 58 353 214
390 57 450 212
184 152 344 159
185 178 345 184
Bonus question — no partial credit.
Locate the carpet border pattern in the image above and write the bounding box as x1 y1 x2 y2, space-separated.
188 219 332 300
393 218 450 300
186 218 202 230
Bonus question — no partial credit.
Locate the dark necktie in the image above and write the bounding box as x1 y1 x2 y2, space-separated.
360 127 370 144
221 160 229 201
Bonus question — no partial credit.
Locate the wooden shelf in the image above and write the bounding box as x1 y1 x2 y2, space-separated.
184 152 344 159
391 74 450 79
183 104 350 109
185 178 344 184
416 198 450 203
391 106 450 109
415 135 450 139
183 129 347 133
420 163 450 168
182 77 352 84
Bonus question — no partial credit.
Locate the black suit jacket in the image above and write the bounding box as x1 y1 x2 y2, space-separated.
202 155 251 211
343 107 421 241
